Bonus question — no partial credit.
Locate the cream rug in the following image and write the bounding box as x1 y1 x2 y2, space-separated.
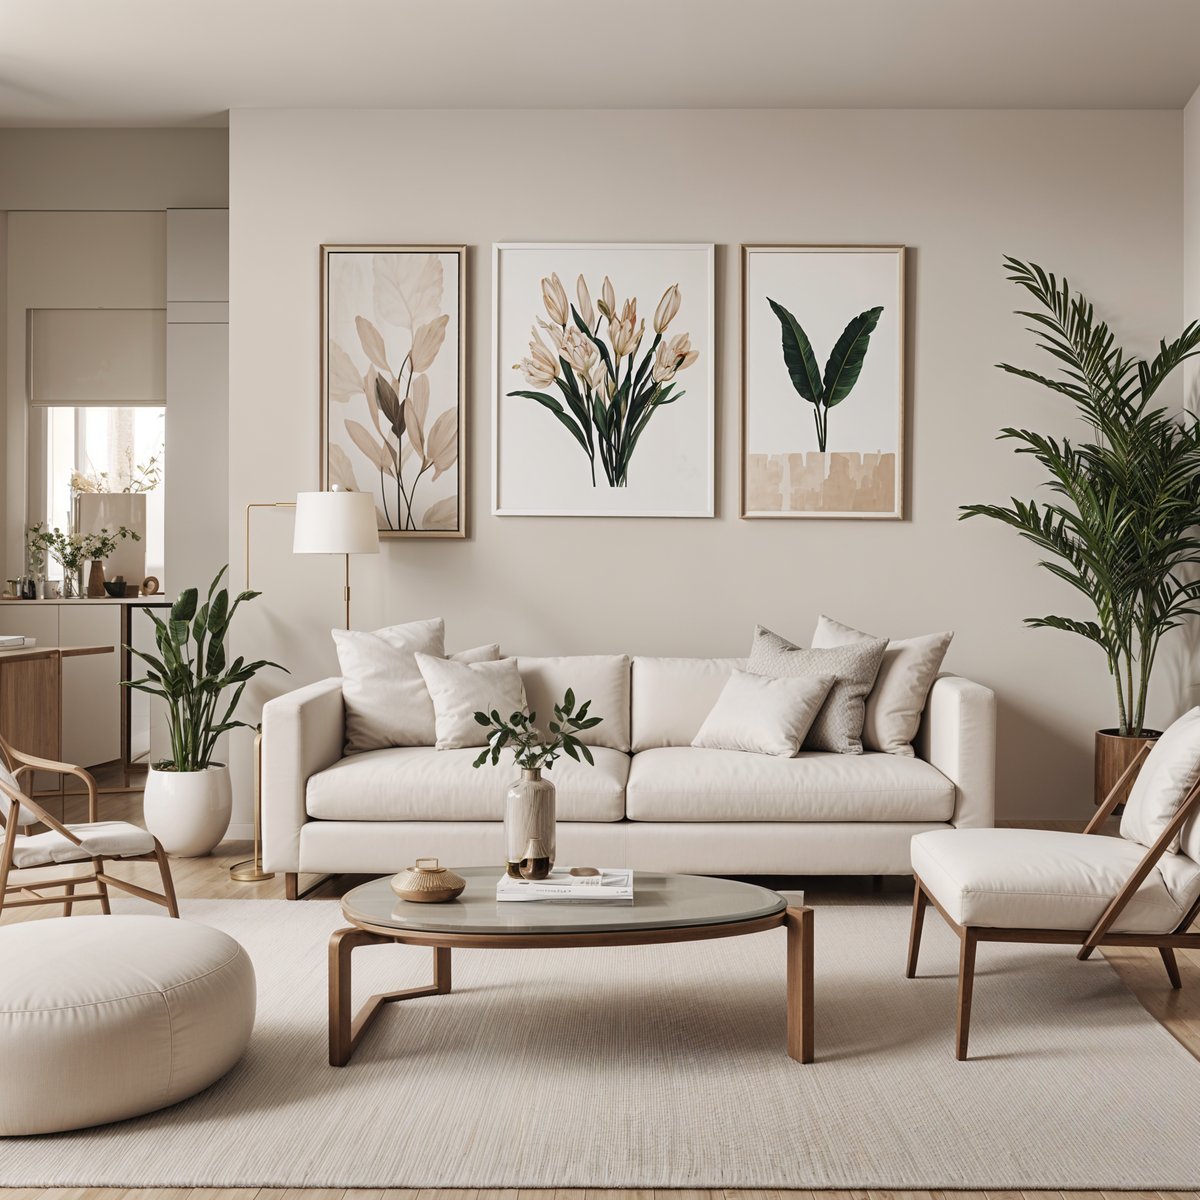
2 897 1200 1189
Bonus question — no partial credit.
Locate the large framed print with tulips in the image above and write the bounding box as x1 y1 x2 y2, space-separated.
741 244 906 519
320 244 466 538
493 242 715 517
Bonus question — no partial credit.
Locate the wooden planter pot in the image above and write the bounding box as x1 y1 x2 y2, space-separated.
1094 728 1161 807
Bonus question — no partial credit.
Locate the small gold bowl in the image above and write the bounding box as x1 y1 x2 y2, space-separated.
390 857 466 903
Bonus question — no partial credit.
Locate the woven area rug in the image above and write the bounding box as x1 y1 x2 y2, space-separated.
2 896 1200 1189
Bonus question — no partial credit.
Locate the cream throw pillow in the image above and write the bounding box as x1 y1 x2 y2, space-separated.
692 669 834 757
1121 707 1200 854
0 758 37 827
333 618 500 752
812 615 953 756
415 654 529 751
747 625 886 755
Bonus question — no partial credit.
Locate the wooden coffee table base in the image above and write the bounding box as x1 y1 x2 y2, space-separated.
328 904 814 1067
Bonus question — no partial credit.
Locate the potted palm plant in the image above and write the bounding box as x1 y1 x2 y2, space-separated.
125 566 286 855
963 257 1200 804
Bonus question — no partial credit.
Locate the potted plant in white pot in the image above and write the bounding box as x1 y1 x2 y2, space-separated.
963 257 1200 805
125 565 286 856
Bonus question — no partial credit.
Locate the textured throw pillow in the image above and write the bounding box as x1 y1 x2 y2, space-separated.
415 654 529 751
692 669 835 757
747 625 886 754
1121 708 1200 853
812 614 953 756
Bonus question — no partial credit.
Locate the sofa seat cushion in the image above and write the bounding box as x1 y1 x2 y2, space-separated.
306 746 629 822
625 746 955 822
912 827 1200 934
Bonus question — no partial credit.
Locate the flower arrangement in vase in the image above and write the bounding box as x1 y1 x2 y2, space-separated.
26 523 140 598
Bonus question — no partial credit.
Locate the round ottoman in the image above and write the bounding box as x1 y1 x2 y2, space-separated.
0 915 256 1135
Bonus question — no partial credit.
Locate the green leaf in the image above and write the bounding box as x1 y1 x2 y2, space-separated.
171 588 198 622
579 742 594 766
509 389 592 459
822 306 883 408
767 298 823 405
563 688 575 714
474 711 492 726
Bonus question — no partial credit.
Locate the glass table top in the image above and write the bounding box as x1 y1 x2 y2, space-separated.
341 866 787 937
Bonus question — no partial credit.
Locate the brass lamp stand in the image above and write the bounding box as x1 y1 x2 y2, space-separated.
229 732 271 882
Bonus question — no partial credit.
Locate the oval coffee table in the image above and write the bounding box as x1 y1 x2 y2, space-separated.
329 867 814 1066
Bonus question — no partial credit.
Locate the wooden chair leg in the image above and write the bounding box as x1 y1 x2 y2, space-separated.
94 857 111 915
1161 946 1183 989
906 877 928 978
956 929 978 1061
0 814 18 920
62 878 75 916
153 841 180 918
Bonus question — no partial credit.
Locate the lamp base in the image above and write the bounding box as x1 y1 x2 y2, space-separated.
229 856 275 883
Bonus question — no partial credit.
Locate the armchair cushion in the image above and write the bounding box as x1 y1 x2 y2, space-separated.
912 827 1200 934
12 821 156 870
1120 707 1200 854
0 760 37 828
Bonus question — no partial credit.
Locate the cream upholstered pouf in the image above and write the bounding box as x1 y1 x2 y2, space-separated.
0 915 256 1136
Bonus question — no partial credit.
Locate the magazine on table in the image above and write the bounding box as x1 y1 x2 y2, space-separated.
496 867 634 904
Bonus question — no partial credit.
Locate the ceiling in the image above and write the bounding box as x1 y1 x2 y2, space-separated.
2 0 1200 126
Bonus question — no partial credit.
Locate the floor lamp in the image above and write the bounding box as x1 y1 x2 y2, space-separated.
230 487 379 884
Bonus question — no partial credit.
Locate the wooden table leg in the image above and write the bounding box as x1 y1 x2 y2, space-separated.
785 905 814 1063
328 927 453 1067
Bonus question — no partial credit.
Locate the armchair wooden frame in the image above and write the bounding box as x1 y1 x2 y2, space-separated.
0 735 178 920
907 743 1200 1059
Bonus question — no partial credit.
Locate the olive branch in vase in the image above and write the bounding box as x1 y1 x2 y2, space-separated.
510 273 699 487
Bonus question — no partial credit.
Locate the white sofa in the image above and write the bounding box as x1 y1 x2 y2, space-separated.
261 654 995 892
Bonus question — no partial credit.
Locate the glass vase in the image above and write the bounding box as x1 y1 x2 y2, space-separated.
504 767 556 880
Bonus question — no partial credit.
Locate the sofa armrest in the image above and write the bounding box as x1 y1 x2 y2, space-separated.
915 674 996 829
261 677 345 873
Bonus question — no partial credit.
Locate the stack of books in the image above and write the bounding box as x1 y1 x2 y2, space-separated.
496 867 634 905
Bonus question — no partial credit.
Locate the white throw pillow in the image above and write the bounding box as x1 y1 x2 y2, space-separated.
812 614 953 756
1121 708 1200 853
747 625 886 755
415 654 529 751
692 670 834 757
0 758 37 827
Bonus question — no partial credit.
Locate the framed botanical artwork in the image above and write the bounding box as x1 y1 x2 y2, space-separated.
493 242 715 517
741 244 906 519
320 244 466 538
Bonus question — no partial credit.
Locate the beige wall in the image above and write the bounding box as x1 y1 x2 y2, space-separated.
228 107 1184 825
1187 85 1200 413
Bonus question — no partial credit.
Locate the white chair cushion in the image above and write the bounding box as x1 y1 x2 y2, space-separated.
11 820 156 869
517 655 631 752
1120 707 1200 853
0 758 38 828
626 746 954 822
0 915 255 1135
306 745 629 822
912 827 1200 934
630 657 746 750
692 669 834 757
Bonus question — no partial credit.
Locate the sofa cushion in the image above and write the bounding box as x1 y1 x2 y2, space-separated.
631 657 746 751
692 669 834 757
306 746 629 822
912 827 1200 934
415 654 528 750
517 655 631 752
625 746 955 822
1121 707 1200 854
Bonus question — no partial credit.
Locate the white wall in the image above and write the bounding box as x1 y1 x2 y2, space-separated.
228 107 1184 825
1186 85 1200 413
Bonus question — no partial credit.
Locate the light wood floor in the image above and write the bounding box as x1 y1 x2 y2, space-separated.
4 780 1200 1199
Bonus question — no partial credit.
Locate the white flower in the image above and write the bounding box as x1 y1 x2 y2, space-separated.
653 283 681 334
652 332 699 382
537 317 565 354
609 299 644 359
599 275 616 321
514 327 560 388
576 275 595 329
586 357 608 392
560 325 597 375
541 273 569 326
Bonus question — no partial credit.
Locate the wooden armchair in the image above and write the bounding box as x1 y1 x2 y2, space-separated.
0 735 178 920
907 719 1200 1059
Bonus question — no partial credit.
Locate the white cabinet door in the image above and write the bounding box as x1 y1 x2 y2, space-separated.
59 605 121 768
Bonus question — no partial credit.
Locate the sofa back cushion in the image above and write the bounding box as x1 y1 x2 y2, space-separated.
631 657 746 751
516 655 631 752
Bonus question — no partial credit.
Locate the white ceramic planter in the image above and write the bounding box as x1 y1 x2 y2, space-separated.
143 764 232 857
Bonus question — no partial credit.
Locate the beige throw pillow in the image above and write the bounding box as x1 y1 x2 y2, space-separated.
1121 708 1200 854
747 625 886 754
692 670 834 757
415 654 529 751
812 615 953 756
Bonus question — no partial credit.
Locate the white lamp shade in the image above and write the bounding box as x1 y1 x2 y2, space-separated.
293 491 379 555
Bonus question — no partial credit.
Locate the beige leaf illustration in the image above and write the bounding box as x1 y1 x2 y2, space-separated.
355 315 390 374
328 444 360 492
421 495 459 531
364 366 382 434
409 372 430 428
373 253 443 330
404 392 427 463
328 340 363 400
425 409 458 481
345 418 394 477
400 441 415 471
410 314 449 372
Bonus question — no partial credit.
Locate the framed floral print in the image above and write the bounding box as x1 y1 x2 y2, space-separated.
493 242 715 517
741 244 906 519
321 244 466 538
